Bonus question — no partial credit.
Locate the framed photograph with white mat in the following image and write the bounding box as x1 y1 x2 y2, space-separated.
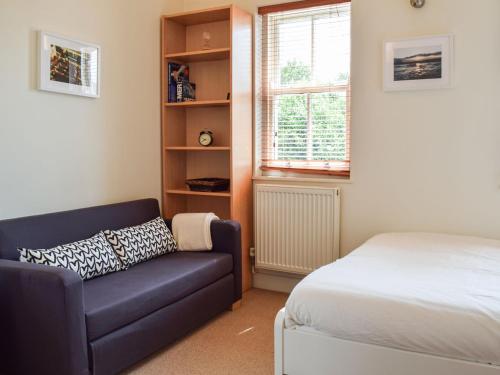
38 31 100 98
383 34 453 91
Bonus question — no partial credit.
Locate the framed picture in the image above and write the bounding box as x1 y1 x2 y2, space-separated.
38 31 100 98
383 34 453 91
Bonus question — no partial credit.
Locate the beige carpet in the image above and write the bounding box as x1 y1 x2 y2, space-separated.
124 288 288 375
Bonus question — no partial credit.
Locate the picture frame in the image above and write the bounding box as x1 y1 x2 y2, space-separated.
383 34 453 92
38 31 101 98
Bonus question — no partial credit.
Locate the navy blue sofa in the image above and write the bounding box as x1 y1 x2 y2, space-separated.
0 199 242 375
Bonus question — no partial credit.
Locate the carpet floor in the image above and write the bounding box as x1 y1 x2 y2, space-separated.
124 288 288 375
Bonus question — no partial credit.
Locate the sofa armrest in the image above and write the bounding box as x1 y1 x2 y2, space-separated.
165 219 242 302
0 260 89 375
210 220 242 302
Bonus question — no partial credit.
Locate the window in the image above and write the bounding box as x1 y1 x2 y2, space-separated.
258 0 351 177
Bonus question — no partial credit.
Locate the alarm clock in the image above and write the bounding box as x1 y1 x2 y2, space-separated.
198 130 213 146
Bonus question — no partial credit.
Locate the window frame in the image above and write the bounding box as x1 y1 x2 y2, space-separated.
258 0 351 178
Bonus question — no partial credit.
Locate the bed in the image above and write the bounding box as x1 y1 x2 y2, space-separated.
274 232 500 375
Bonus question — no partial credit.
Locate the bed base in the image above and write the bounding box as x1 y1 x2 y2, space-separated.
274 308 500 375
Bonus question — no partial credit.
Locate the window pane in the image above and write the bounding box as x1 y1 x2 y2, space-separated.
311 92 347 161
277 17 311 88
275 94 308 160
313 9 350 85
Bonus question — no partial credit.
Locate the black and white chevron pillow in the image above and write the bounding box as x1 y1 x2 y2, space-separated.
18 232 123 280
103 216 176 268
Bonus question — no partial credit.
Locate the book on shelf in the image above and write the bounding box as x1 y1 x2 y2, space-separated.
178 81 196 101
168 62 196 102
168 62 184 102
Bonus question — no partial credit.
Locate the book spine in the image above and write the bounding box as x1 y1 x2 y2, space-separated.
176 80 183 102
169 81 175 103
167 63 173 102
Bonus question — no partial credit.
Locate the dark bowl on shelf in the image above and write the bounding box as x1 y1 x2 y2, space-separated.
185 178 230 192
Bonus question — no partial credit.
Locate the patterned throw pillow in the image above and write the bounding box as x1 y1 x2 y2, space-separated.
103 216 176 268
18 232 123 280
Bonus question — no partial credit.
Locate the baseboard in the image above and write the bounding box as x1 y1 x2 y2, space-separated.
252 270 303 293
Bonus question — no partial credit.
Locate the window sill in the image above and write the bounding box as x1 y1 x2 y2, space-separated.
253 175 352 184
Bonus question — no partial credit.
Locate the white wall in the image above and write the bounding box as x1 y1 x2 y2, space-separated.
185 0 500 256
345 0 500 252
0 0 182 219
1 0 499 260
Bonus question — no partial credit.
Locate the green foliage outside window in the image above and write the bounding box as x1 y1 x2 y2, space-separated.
275 61 347 161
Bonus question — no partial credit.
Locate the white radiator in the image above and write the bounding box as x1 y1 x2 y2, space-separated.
254 184 340 275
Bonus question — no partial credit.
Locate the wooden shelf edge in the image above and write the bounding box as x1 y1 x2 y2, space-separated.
162 6 231 26
166 189 231 197
165 48 230 62
165 146 230 151
164 100 230 108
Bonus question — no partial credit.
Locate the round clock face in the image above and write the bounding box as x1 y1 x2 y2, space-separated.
199 132 213 146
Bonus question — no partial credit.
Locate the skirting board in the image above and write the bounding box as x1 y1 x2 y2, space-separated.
252 270 302 293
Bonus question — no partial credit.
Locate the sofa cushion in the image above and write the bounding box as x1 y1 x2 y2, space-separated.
83 251 233 341
103 217 176 268
18 232 122 280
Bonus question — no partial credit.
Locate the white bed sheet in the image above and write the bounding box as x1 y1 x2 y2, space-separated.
285 232 500 366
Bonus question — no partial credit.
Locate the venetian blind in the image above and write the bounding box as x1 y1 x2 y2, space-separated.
258 0 351 177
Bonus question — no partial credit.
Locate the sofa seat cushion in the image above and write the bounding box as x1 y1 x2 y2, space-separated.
83 252 233 341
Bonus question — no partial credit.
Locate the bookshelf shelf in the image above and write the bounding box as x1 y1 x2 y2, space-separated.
165 48 230 62
165 7 230 26
166 189 231 197
161 5 253 292
165 146 230 151
164 100 230 108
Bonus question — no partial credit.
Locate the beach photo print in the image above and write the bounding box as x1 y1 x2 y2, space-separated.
384 35 453 91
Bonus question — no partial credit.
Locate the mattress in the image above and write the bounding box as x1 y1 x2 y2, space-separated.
285 232 500 365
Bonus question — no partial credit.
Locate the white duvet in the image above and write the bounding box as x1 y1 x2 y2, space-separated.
285 232 500 365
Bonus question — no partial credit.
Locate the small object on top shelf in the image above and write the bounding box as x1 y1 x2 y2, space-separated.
199 130 213 146
186 178 230 192
202 31 211 50
226 92 230 100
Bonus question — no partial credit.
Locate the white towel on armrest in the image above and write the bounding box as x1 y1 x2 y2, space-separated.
172 213 219 251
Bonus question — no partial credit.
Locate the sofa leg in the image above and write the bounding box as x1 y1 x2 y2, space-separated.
229 300 242 311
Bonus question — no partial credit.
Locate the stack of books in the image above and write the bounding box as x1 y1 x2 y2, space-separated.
168 63 196 102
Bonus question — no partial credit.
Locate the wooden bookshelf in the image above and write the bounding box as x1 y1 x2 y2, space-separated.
161 6 253 292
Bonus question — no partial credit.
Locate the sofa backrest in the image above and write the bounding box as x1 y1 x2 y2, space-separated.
0 199 160 261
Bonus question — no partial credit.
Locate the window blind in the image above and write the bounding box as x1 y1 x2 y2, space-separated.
258 0 351 177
